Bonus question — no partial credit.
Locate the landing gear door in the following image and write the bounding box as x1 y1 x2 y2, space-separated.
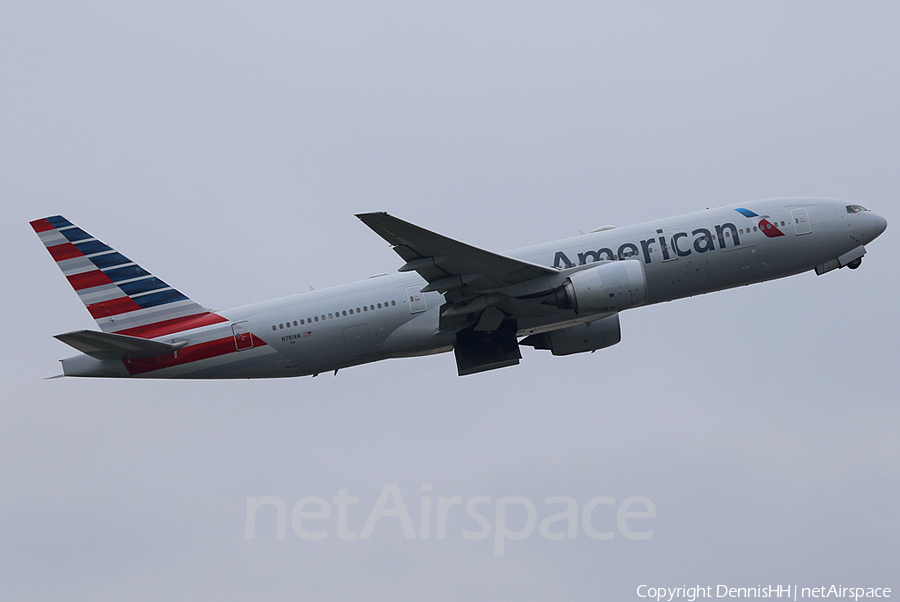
406 286 427 314
791 208 811 235
232 321 254 350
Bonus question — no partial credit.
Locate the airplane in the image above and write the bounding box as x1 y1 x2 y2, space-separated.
31 198 886 378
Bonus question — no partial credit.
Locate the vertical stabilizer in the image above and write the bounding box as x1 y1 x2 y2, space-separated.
30 216 225 338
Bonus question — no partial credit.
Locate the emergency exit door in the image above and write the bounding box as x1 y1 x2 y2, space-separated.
791 207 811 235
232 321 254 350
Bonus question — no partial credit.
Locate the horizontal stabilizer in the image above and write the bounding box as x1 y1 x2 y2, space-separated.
54 330 188 360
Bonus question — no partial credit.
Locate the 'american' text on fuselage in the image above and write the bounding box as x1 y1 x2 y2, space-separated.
553 222 742 269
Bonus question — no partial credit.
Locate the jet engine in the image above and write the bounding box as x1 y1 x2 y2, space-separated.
543 260 647 314
520 314 621 355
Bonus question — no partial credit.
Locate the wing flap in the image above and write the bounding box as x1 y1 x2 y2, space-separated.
55 330 188 360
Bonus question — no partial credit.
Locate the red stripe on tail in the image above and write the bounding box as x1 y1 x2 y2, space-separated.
48 242 83 261
30 218 56 233
112 312 228 339
87 296 143 318
68 270 114 290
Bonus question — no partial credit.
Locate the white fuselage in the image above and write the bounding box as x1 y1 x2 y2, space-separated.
59 198 886 378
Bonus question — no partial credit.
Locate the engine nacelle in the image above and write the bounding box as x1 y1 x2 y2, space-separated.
520 314 621 356
543 260 647 314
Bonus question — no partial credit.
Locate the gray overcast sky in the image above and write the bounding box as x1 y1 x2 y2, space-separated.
2 2 898 600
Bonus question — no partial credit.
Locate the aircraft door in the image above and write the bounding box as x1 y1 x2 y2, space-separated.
791 208 811 235
232 321 254 350
406 286 427 314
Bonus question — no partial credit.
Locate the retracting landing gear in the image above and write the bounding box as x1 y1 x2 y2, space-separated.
453 320 521 376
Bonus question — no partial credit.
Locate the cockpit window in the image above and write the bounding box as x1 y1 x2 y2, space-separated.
846 204 869 214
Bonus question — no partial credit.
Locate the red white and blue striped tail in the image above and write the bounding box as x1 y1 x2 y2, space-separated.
30 215 224 339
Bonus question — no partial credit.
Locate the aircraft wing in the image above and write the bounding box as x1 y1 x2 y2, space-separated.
356 212 558 299
55 330 188 361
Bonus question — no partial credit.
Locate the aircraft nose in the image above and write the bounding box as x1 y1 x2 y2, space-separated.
872 213 888 237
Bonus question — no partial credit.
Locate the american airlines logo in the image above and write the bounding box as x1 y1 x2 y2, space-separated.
553 208 779 268
735 207 785 237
